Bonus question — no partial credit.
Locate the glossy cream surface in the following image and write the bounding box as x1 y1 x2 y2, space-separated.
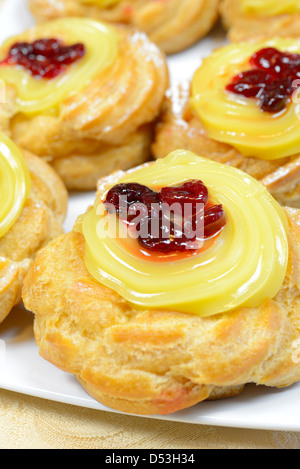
0 18 119 115
0 132 31 238
242 0 300 16
191 38 300 160
75 151 289 317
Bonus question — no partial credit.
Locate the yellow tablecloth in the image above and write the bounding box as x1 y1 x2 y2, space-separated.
0 388 299 449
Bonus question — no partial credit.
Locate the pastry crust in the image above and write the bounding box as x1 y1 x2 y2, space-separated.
220 0 300 42
29 0 220 55
0 150 68 324
152 88 300 208
22 205 300 416
0 26 169 191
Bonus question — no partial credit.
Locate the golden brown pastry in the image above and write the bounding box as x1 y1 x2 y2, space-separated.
153 38 300 208
0 17 169 191
220 0 300 42
29 0 220 55
22 151 300 416
0 132 68 324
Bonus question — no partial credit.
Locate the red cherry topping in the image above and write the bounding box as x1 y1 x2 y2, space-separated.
204 205 226 239
159 180 208 213
0 39 85 79
104 180 226 254
105 183 160 222
226 47 300 113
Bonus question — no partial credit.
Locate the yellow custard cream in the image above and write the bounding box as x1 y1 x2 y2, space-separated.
191 38 300 160
242 0 300 16
0 18 119 115
0 132 31 238
75 150 289 317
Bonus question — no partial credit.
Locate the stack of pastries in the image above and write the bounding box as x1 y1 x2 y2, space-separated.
0 0 300 416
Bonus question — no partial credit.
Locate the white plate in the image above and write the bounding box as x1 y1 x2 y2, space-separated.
1 0 300 433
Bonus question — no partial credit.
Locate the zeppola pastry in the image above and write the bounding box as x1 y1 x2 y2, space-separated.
22 150 300 416
0 17 169 190
29 0 220 55
220 0 300 42
153 38 300 208
0 132 67 324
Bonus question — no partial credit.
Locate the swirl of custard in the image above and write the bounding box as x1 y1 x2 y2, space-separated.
75 150 289 317
242 0 300 16
191 38 300 161
0 18 118 115
0 132 31 238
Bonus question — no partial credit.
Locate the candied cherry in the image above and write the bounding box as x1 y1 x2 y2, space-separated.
138 218 196 253
105 183 160 222
203 205 226 239
159 180 208 216
104 180 226 254
226 47 300 113
0 38 85 79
